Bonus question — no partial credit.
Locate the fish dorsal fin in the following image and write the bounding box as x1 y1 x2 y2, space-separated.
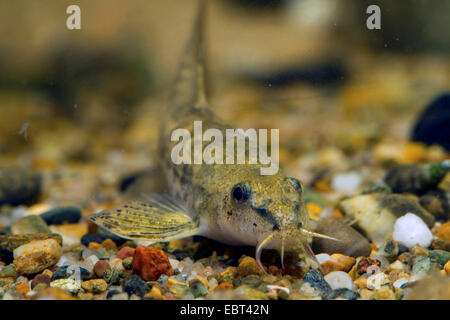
89 194 199 242
167 0 208 114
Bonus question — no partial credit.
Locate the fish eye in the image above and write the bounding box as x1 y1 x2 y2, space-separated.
286 177 303 192
231 183 251 202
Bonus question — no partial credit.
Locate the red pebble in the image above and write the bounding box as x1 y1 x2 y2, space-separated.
93 260 111 278
117 246 136 260
132 246 174 281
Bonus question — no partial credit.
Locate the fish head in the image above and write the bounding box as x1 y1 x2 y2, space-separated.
227 173 309 248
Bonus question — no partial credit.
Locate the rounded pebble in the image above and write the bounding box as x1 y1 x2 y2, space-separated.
324 271 354 290
393 213 433 249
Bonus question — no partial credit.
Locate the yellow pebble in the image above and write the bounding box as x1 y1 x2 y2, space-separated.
306 203 322 221
88 242 103 250
445 261 450 275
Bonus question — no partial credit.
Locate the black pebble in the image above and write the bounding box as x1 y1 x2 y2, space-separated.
40 206 82 225
302 269 331 295
122 275 150 297
411 93 450 151
0 167 41 206
81 234 103 247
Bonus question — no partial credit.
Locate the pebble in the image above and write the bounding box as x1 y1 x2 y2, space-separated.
169 283 190 299
11 215 51 234
393 213 433 249
122 257 133 270
121 275 150 297
116 246 136 260
444 261 450 274
312 217 372 257
132 246 173 281
15 282 29 296
384 161 449 195
435 222 450 240
323 288 360 300
420 190 449 220
50 278 81 293
411 93 450 151
393 278 409 289
428 250 450 268
0 167 42 206
40 206 82 225
237 256 262 277
366 272 390 290
103 268 121 285
330 254 356 272
94 260 111 278
0 233 62 258
13 239 62 274
315 253 336 265
31 274 51 289
324 271 354 290
80 234 103 247
81 279 108 293
302 269 331 295
101 238 117 250
190 282 208 298
0 264 18 277
331 172 361 193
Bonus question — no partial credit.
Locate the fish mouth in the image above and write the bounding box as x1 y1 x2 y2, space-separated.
255 226 340 274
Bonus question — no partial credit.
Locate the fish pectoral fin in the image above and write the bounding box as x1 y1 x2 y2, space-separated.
89 195 199 242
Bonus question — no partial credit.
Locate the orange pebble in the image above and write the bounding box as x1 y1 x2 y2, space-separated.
102 238 117 250
88 242 103 250
16 282 29 297
436 222 450 241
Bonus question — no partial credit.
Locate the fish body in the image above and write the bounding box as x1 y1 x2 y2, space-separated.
91 0 332 270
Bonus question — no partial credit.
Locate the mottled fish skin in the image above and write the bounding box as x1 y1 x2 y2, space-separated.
157 0 312 251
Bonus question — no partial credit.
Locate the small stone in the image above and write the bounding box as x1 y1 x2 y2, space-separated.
80 234 103 247
132 246 173 281
435 222 450 240
374 286 396 300
31 274 51 289
40 206 82 225
0 167 41 206
94 260 111 278
237 256 262 277
121 275 150 297
81 279 108 293
366 272 390 290
354 276 367 289
117 246 135 260
33 283 49 292
393 213 433 249
15 282 29 296
315 253 336 265
323 288 360 300
330 254 356 272
324 271 354 290
321 261 346 275
103 268 121 285
428 250 450 268
0 233 62 258
393 278 409 289
50 278 81 293
302 269 331 294
169 283 189 299
190 282 208 297
12 215 51 235
82 255 99 272
13 239 62 274
0 264 18 277
331 172 362 193
444 260 450 274
312 217 371 257
102 238 117 250
88 242 103 250
122 257 133 270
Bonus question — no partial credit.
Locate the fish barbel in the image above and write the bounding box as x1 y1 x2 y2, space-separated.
90 0 336 272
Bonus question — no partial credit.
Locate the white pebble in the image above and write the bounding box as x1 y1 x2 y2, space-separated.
267 285 290 295
331 172 362 193
50 278 81 293
315 253 336 265
393 213 432 249
366 272 389 290
393 278 409 289
324 271 354 290
82 255 99 272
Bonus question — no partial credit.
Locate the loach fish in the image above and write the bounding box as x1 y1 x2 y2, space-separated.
90 0 336 273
